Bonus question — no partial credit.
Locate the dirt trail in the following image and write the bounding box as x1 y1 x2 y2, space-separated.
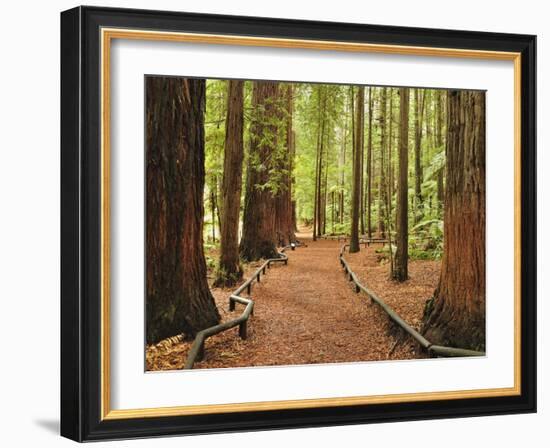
147 236 420 370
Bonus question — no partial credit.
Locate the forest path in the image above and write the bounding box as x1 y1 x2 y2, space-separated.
193 237 403 368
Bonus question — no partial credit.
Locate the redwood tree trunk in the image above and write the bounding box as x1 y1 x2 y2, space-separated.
377 88 387 236
291 200 298 232
386 89 395 273
349 86 364 253
214 80 245 287
322 147 329 235
146 77 220 343
239 81 280 261
275 85 296 246
414 89 426 222
339 101 348 226
316 94 327 239
435 90 445 213
313 88 325 241
366 87 374 238
392 88 409 281
387 89 394 228
360 106 365 236
422 90 486 351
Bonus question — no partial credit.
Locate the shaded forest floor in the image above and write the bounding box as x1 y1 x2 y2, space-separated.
345 245 441 357
146 236 440 371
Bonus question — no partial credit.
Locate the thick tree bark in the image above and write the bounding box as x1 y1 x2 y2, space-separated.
146 77 220 343
239 81 281 261
422 90 486 351
214 80 245 287
392 88 409 281
274 85 296 246
349 86 364 253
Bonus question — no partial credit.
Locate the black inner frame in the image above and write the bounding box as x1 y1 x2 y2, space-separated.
60 6 536 442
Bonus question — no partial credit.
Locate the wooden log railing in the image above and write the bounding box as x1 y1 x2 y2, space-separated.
184 245 297 369
320 234 350 241
339 244 485 358
320 234 389 247
359 236 389 247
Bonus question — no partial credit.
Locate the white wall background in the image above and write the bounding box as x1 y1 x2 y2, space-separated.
0 0 546 446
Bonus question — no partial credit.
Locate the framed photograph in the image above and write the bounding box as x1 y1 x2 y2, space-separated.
60 6 536 441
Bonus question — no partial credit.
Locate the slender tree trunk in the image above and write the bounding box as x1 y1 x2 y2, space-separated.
210 186 216 242
331 191 335 234
239 81 281 261
422 90 486 351
317 93 323 238
387 89 394 272
313 92 321 240
367 87 374 238
145 77 220 343
414 88 426 222
317 99 327 238
286 126 297 243
291 200 298 232
435 90 445 214
313 88 327 239
290 130 297 233
387 89 394 229
339 107 348 225
392 88 409 281
349 86 364 253
216 180 222 238
377 88 387 236
322 143 329 236
214 80 245 287
360 99 365 236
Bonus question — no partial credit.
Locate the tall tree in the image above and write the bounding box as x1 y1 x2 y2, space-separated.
386 89 395 273
414 88 426 221
274 84 296 246
377 88 387 235
322 151 329 235
145 77 220 343
338 98 348 225
313 87 327 240
209 181 218 242
360 94 366 236
349 86 364 253
422 90 486 351
387 88 394 222
435 89 445 213
291 199 298 232
366 87 374 238
214 80 245 287
240 81 281 261
392 88 409 281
